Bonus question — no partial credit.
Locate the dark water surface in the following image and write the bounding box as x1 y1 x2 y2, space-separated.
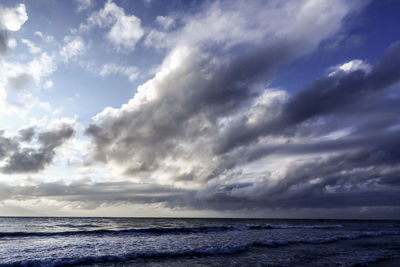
0 217 399 266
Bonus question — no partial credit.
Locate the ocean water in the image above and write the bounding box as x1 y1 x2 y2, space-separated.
0 217 399 266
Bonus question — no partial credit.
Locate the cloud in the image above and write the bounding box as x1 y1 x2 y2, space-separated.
156 16 175 30
21 39 42 54
18 127 36 142
0 50 57 114
6 73 35 91
75 0 92 12
145 0 359 51
0 3 28 55
80 0 144 51
0 28 10 55
86 0 362 185
99 63 139 81
216 42 400 154
283 42 400 126
60 36 86 62
78 0 400 216
0 119 76 174
28 52 57 81
0 179 187 208
34 31 54 43
0 51 56 107
43 80 53 89
0 3 28 31
328 59 371 76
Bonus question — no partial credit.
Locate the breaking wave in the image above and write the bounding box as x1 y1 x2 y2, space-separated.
3 231 400 267
0 224 344 238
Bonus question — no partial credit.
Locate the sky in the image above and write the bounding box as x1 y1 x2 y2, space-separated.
0 0 399 219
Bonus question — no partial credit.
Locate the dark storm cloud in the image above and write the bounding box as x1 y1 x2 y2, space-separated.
216 42 400 154
199 128 400 212
0 123 75 173
283 42 400 126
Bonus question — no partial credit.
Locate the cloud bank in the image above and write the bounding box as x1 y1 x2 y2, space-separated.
80 0 400 216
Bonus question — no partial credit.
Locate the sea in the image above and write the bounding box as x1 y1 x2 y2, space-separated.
0 217 399 266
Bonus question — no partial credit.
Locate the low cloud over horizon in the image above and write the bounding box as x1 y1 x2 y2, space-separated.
0 0 399 219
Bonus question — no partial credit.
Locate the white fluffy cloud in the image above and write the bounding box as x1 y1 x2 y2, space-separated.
43 80 53 89
0 3 28 31
0 3 28 55
60 36 86 62
329 59 372 76
0 51 57 116
80 0 144 51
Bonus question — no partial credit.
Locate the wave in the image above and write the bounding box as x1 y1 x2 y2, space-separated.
0 224 344 238
55 224 99 228
249 224 344 230
0 246 248 266
3 231 400 267
253 231 400 247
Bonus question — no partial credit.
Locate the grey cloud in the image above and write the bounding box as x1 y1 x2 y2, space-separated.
85 39 400 214
283 42 400 126
216 42 400 154
0 180 188 208
1 166 398 218
6 73 35 91
0 132 18 159
2 148 55 173
0 123 75 174
186 142 400 212
85 44 296 181
174 149 400 213
82 1 400 216
38 124 75 149
18 127 36 142
0 27 9 55
87 0 357 184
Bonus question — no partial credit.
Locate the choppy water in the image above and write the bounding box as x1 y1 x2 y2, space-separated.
0 217 399 266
